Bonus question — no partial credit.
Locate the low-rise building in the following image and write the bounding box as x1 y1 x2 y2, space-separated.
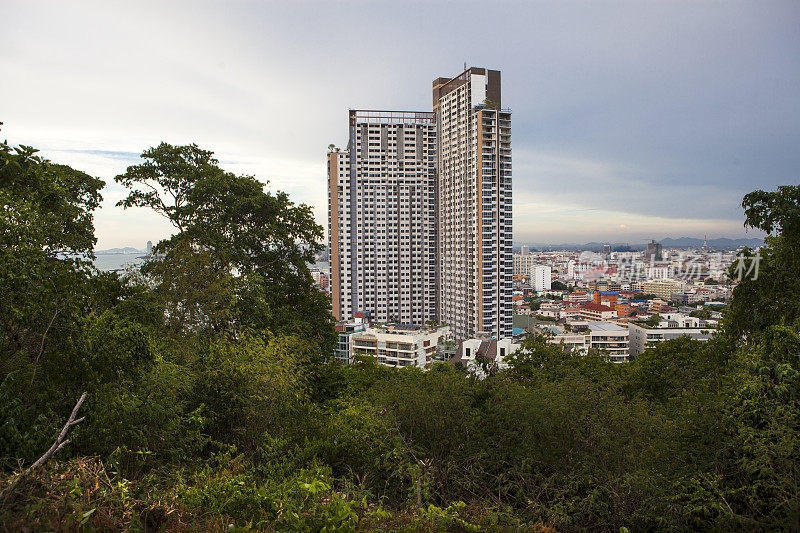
333 318 368 363
592 290 619 307
566 291 589 302
628 316 717 357
540 321 630 362
350 324 450 368
513 253 538 277
642 279 685 301
614 300 631 318
576 302 618 321
450 338 521 375
537 308 561 319
586 322 630 362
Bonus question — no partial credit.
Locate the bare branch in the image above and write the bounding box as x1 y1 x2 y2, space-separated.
30 307 60 385
0 392 87 504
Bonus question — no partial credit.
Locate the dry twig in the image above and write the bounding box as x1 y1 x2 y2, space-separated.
0 392 87 503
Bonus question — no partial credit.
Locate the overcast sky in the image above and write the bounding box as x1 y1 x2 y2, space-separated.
3 0 798 248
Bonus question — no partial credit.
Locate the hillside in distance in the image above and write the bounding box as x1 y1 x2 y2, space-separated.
519 236 763 252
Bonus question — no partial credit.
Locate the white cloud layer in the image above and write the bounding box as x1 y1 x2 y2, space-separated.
3 0 796 248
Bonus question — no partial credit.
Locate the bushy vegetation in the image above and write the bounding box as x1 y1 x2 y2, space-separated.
2 141 799 531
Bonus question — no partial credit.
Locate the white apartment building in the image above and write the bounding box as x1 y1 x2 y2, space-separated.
542 321 630 362
350 324 450 368
433 67 513 340
567 260 596 279
531 264 552 292
328 110 437 325
587 322 630 362
628 316 716 357
646 265 671 279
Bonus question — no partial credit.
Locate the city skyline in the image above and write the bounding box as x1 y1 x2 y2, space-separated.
3 1 798 248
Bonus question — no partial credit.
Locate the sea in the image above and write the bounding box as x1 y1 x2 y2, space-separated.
93 253 146 272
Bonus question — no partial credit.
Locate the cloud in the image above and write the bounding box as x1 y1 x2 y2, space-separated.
1 0 796 248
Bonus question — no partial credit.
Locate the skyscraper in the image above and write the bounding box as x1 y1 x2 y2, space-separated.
328 110 437 325
328 68 512 341
433 68 513 340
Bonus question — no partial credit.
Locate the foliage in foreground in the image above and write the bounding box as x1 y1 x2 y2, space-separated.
1 141 799 531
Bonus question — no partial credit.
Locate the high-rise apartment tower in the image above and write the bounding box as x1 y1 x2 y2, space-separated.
433 68 513 340
328 110 437 325
328 68 512 341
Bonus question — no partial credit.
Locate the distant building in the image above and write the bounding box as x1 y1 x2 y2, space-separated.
531 264 552 292
615 300 631 318
146 240 153 255
646 265 670 279
520 245 530 256
310 268 330 294
566 291 589 303
645 240 663 262
514 253 538 277
592 290 619 307
643 279 685 301
586 322 630 362
575 302 618 321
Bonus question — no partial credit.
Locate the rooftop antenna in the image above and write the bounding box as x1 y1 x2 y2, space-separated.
464 61 467 71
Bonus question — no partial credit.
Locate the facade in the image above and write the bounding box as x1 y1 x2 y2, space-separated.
328 110 437 325
575 302 618 321
642 279 685 301
434 67 513 340
513 252 538 277
586 322 630 362
531 264 552 292
350 324 450 368
566 291 589 302
541 321 630 362
592 290 619 307
647 265 670 279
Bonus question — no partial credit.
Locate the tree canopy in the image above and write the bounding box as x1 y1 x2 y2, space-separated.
1 144 799 531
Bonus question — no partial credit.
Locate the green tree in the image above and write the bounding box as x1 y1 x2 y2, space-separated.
0 142 105 467
0 142 103 377
726 185 800 339
115 143 334 354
